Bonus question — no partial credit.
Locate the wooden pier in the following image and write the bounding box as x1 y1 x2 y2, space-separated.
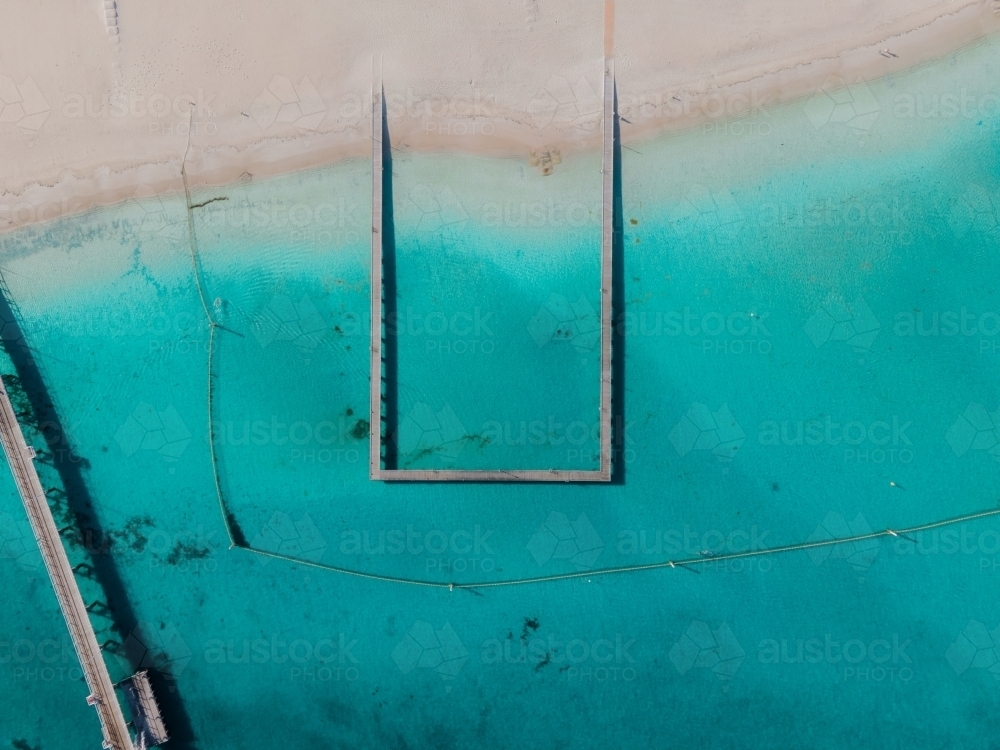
598 53 614 480
368 55 615 482
369 83 384 482
0 375 135 750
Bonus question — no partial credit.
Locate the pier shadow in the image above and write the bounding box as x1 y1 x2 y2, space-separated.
611 84 627 485
0 281 198 749
380 89 400 470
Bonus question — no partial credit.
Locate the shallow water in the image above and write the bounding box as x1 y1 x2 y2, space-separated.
2 37 1000 750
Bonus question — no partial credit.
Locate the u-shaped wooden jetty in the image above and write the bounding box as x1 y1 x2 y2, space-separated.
369 54 615 482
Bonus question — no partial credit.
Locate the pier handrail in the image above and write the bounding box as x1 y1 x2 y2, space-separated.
0 375 134 750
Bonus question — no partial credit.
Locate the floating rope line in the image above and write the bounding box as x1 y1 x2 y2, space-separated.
180 125 217 330
232 507 1000 590
202 324 233 548
181 126 234 549
178 118 1000 590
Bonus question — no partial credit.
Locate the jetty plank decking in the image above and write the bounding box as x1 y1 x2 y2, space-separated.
0 375 135 750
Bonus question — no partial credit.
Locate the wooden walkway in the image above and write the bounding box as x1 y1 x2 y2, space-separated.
598 54 614 479
0 375 134 750
369 84 384 481
368 56 615 482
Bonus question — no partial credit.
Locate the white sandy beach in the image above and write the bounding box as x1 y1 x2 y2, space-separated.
1 0 998 231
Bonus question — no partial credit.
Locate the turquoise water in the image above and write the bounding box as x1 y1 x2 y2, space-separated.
3 38 1000 750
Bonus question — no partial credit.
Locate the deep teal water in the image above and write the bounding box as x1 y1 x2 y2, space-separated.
2 38 1000 750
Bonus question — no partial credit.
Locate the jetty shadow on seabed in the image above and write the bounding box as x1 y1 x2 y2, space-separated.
0 273 198 748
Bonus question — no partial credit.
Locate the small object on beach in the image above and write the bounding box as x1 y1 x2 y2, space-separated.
529 149 561 175
879 49 898 59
